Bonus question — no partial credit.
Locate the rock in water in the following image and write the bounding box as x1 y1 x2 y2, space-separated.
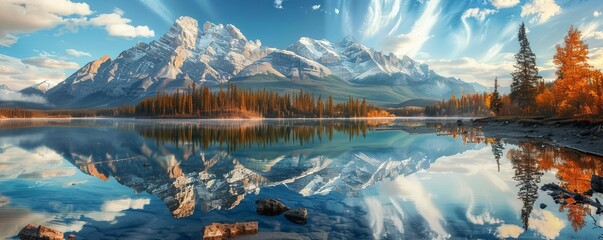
539 203 547 209
202 221 258 240
284 208 308 225
18 224 64 240
592 175 603 193
255 198 290 216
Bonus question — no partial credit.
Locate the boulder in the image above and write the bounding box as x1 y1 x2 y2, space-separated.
202 221 258 240
284 208 308 225
592 175 603 193
255 198 289 216
539 203 547 209
18 224 64 240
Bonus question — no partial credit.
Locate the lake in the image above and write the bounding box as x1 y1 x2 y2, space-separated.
0 118 602 239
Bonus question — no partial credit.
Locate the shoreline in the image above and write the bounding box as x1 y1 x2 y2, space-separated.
474 117 603 157
0 116 477 120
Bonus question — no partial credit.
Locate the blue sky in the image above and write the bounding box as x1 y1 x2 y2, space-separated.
1 0 602 90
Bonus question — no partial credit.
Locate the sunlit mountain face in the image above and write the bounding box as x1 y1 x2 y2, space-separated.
0 119 602 239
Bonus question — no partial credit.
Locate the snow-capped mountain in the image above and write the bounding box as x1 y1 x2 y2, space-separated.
0 84 11 91
45 16 269 107
44 16 485 108
19 80 54 96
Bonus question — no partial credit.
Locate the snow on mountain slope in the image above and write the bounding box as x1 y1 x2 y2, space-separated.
19 80 54 96
45 16 268 107
43 16 485 108
237 50 331 80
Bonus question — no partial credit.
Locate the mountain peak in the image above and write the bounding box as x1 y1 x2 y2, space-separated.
174 16 198 29
202 21 216 33
338 36 358 48
225 24 246 41
0 84 11 92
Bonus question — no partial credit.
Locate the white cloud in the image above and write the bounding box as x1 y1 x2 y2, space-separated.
0 34 17 47
361 0 403 39
423 57 514 86
491 0 520 8
21 56 79 70
334 8 340 15
463 8 498 22
0 0 92 46
86 10 155 38
137 0 174 24
528 210 565 239
0 146 68 179
85 198 150 222
0 54 65 91
65 49 91 57
312 5 321 10
595 11 602 17
581 21 603 40
274 0 284 9
521 0 561 24
0 89 49 104
380 0 441 57
590 47 603 70
496 224 524 238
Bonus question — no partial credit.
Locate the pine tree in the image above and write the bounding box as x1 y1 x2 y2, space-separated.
510 23 541 111
489 77 503 115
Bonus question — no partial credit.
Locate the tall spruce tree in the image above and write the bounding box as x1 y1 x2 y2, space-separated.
490 77 503 115
510 23 541 111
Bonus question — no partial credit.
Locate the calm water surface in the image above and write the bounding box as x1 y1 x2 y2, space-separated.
0 118 602 239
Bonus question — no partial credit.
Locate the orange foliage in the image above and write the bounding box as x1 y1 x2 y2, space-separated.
543 26 601 116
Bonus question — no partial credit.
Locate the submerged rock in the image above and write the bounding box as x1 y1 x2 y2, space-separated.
202 221 258 240
592 175 603 193
256 198 290 216
284 208 308 225
18 224 64 240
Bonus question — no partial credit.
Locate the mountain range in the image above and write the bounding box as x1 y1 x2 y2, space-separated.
14 16 487 109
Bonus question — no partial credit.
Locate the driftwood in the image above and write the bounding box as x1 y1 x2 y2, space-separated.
541 183 603 214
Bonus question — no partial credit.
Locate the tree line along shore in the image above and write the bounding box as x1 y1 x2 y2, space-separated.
2 24 601 120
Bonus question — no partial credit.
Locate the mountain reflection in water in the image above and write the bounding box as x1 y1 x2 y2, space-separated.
0 118 601 239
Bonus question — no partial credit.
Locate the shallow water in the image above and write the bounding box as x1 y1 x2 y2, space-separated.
0 118 602 239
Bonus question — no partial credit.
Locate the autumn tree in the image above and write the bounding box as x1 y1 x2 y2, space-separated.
510 23 541 111
552 26 596 116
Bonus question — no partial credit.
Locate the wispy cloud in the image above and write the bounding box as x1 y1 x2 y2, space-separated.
65 49 91 57
21 56 79 70
459 8 498 52
380 0 442 57
312 5 321 11
137 0 174 24
360 0 403 39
